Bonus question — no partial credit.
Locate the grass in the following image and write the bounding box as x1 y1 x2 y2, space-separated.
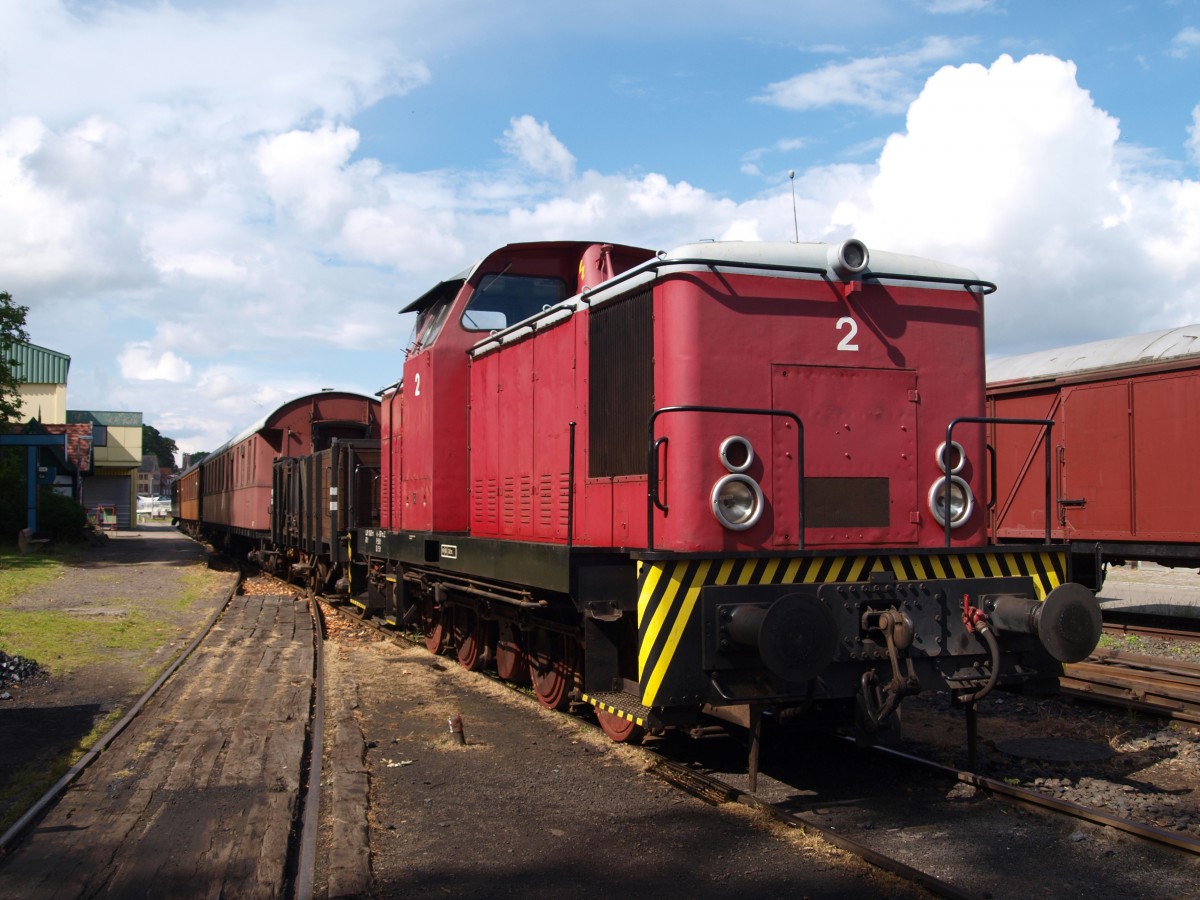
0 534 229 673
1097 632 1147 653
0 607 175 674
0 543 71 606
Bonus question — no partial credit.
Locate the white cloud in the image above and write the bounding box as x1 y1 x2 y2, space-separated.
1169 27 1200 59
0 1 431 135
5 1 1200 454
754 36 972 114
920 0 998 13
830 54 1200 352
500 115 577 181
0 117 154 294
256 124 362 230
118 343 193 383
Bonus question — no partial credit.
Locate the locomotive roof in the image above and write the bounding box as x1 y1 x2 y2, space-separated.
460 239 992 359
663 240 983 285
986 324 1200 386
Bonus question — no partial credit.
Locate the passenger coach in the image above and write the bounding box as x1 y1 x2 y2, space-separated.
173 391 380 556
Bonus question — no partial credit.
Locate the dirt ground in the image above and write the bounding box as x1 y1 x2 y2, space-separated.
3 538 1198 897
0 525 236 832
318 612 927 900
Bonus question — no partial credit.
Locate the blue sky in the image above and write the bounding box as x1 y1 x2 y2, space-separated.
3 0 1200 454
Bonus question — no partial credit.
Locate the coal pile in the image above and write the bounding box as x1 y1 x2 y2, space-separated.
0 651 43 693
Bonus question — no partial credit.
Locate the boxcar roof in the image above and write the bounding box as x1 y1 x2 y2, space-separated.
987 324 1200 386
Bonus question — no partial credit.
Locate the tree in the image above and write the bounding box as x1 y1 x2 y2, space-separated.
142 424 179 471
0 291 30 425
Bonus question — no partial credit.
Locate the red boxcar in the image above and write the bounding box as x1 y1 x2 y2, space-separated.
180 391 380 550
357 238 1100 745
987 325 1200 569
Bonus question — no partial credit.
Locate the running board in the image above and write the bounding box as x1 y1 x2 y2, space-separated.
581 691 654 729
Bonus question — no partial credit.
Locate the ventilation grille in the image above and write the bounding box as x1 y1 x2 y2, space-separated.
589 289 653 477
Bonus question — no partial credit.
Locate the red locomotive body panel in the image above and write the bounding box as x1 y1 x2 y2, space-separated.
461 245 987 553
645 267 986 552
988 326 1200 562
379 385 403 531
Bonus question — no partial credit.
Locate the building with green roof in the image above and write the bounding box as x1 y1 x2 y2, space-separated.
12 341 71 424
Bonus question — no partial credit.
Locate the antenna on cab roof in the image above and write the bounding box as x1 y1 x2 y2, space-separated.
788 170 799 243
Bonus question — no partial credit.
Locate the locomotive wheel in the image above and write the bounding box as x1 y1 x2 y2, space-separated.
453 608 485 672
595 708 645 744
494 621 530 685
420 598 446 655
527 628 575 711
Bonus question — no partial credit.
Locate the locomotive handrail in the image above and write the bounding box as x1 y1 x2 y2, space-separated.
581 256 831 308
578 254 997 306
945 416 1054 548
647 405 805 552
862 271 997 294
568 421 576 550
651 437 670 513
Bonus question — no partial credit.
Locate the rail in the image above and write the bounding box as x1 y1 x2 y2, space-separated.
0 579 238 857
1061 649 1200 725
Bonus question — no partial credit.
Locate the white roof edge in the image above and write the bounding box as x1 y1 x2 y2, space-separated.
987 324 1200 385
662 240 982 283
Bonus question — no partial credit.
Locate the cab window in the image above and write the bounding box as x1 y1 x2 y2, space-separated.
410 294 455 352
461 273 568 332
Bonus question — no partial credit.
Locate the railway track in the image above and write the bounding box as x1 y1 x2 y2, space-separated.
1062 649 1200 724
0 579 325 900
1101 612 1200 644
319 595 1200 900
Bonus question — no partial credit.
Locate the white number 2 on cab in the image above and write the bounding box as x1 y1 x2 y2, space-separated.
413 372 421 397
835 316 859 351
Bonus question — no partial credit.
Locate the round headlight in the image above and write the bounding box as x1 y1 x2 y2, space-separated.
935 440 966 474
928 475 974 528
711 474 764 531
719 435 754 473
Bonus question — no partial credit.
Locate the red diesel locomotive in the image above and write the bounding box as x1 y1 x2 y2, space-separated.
333 237 1104 748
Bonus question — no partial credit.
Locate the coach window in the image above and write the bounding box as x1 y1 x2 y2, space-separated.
461 273 567 332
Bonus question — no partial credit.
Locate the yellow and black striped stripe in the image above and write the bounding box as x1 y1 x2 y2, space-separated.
581 694 646 727
635 550 1065 706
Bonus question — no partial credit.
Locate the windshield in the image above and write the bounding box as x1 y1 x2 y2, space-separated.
410 294 455 352
461 273 568 332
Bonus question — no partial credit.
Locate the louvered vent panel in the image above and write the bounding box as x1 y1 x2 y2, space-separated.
588 289 654 477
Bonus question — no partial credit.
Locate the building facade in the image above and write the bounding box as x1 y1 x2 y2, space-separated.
11 342 70 424
66 410 144 529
